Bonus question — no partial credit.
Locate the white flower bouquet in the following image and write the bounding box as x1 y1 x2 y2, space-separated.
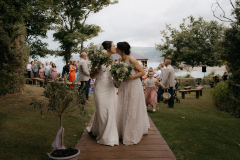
88 45 113 70
110 60 135 83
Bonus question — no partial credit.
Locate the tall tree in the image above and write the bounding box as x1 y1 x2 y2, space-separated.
51 0 118 64
213 0 240 83
155 16 225 68
0 0 56 58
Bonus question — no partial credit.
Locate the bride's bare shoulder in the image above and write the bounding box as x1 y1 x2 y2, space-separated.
128 56 138 65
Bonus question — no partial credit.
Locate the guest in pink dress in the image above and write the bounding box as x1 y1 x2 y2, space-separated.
144 70 165 112
51 63 58 80
39 65 45 79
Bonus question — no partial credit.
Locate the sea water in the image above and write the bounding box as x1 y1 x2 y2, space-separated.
146 62 223 78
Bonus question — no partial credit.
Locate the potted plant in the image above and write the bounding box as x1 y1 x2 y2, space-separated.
31 78 85 160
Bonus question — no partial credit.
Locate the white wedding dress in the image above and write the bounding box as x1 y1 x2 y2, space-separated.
86 65 119 146
116 57 150 145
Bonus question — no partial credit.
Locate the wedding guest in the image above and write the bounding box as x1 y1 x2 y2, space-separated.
39 62 43 69
31 61 34 78
69 59 76 83
78 52 90 105
222 72 228 82
214 75 220 84
32 60 38 85
142 68 148 92
27 61 32 78
74 61 79 82
157 62 166 103
154 66 161 80
160 59 175 108
50 61 53 69
145 70 165 112
39 65 45 79
51 63 58 80
44 62 51 78
62 64 69 79
89 78 94 93
86 57 92 101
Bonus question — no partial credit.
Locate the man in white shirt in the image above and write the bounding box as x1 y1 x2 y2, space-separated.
154 66 161 80
160 59 175 108
44 62 50 76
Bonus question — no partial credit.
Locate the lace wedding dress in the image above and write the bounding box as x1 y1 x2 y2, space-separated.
116 57 150 145
87 65 119 146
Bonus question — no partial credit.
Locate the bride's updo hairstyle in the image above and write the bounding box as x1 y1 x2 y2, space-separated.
102 41 112 50
117 42 131 55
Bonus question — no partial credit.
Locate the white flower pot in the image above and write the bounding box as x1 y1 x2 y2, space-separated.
48 149 80 160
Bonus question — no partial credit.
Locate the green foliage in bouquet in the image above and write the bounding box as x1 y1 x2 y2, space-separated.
110 61 135 82
88 45 113 70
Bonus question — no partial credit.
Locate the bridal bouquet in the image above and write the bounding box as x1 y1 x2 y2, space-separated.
88 45 113 70
110 60 135 83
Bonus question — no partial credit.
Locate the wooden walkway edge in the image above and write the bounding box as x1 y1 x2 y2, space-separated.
75 115 176 160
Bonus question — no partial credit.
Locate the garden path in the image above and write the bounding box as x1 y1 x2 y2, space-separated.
75 114 176 160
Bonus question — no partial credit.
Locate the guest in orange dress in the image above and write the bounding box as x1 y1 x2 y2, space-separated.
39 65 45 79
51 63 58 80
69 59 76 82
145 71 165 112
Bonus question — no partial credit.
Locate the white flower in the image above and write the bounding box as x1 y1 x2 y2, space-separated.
124 67 128 72
116 69 120 74
102 50 107 54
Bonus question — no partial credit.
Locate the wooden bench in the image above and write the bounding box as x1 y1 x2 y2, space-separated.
189 87 203 98
184 86 192 94
31 78 45 87
25 78 33 85
179 90 189 99
179 87 203 99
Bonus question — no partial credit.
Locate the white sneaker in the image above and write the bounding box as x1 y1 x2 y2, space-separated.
153 109 156 112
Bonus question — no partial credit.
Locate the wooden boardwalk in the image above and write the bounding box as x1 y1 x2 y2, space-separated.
75 115 176 160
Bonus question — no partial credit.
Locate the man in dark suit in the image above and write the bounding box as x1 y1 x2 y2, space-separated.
62 64 69 80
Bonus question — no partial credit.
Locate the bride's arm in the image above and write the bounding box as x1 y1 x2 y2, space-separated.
123 57 145 82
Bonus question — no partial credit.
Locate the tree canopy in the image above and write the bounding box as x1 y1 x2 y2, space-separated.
156 16 225 68
50 0 118 64
0 0 56 58
216 0 240 83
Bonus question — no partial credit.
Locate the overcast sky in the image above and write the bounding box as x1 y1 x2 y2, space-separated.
43 0 234 50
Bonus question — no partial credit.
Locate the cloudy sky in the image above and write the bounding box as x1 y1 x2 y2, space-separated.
43 0 234 50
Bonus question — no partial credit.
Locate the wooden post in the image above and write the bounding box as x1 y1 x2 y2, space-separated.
196 91 199 99
200 90 202 96
181 92 185 99
40 81 43 87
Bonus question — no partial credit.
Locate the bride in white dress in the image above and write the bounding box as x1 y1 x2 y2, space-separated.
87 41 119 146
115 42 150 145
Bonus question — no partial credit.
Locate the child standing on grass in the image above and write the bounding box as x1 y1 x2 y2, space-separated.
145 70 165 112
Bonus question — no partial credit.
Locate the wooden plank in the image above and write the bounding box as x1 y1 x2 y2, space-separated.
76 145 170 152
76 116 176 160
79 151 174 159
80 158 175 160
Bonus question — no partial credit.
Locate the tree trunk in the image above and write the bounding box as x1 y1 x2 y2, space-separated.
80 41 84 53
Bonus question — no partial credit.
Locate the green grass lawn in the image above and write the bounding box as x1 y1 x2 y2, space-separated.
148 87 240 160
0 85 95 160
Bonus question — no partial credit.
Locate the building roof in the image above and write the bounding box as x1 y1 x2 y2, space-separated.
111 52 148 61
